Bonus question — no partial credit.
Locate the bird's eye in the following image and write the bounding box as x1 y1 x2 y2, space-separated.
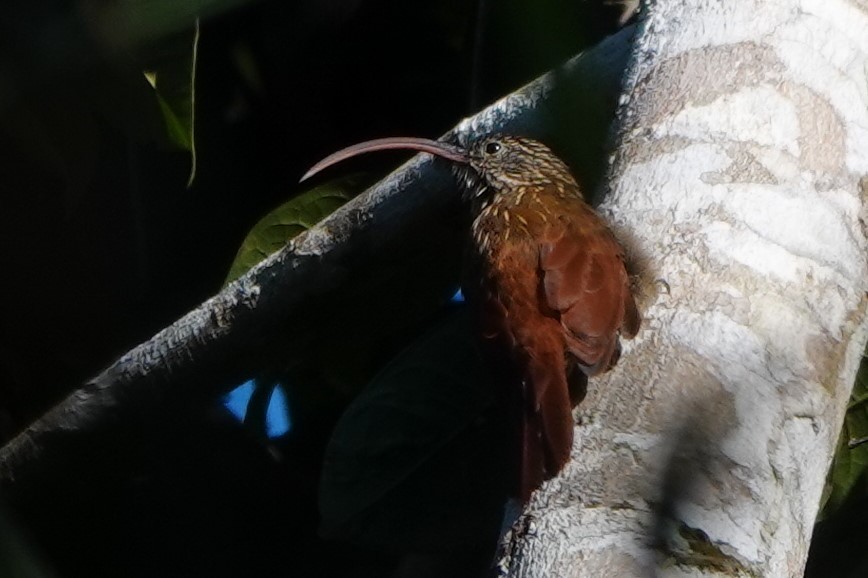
484 142 502 155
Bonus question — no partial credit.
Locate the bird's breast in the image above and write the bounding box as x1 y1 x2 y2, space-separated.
470 188 556 249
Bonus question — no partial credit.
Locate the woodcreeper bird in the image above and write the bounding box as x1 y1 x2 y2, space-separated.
302 135 640 501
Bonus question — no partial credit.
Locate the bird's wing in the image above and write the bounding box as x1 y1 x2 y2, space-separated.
474 238 575 501
539 211 640 376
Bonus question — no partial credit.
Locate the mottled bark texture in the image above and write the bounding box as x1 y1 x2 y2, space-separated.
499 1 868 577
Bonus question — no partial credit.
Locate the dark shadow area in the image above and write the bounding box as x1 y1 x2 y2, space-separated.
1 1 635 575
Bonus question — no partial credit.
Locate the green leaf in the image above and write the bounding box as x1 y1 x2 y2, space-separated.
820 345 868 519
87 0 252 48
319 309 511 551
224 175 366 285
143 19 200 186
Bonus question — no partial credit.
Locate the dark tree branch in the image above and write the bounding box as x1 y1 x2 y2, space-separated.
0 26 635 488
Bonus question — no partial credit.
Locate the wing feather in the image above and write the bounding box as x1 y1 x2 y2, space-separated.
540 213 639 375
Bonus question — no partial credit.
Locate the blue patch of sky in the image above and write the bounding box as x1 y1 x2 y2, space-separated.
224 380 291 438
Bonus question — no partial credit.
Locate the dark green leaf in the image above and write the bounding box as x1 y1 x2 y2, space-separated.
143 19 200 186
319 309 510 551
820 345 868 519
86 0 252 48
224 175 366 285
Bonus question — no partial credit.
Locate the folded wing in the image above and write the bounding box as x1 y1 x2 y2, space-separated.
540 215 640 376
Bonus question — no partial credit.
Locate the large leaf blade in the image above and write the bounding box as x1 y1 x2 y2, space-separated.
225 175 366 285
319 309 511 551
143 19 200 186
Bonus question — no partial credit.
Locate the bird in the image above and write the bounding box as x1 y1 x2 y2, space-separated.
302 134 640 501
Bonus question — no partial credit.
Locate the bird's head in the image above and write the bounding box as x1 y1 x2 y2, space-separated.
299 134 575 207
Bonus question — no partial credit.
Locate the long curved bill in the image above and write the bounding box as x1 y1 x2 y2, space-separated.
300 137 469 182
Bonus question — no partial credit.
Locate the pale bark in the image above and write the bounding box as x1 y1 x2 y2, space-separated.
501 1 868 577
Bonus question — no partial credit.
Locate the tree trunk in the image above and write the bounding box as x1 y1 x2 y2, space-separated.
501 0 868 576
